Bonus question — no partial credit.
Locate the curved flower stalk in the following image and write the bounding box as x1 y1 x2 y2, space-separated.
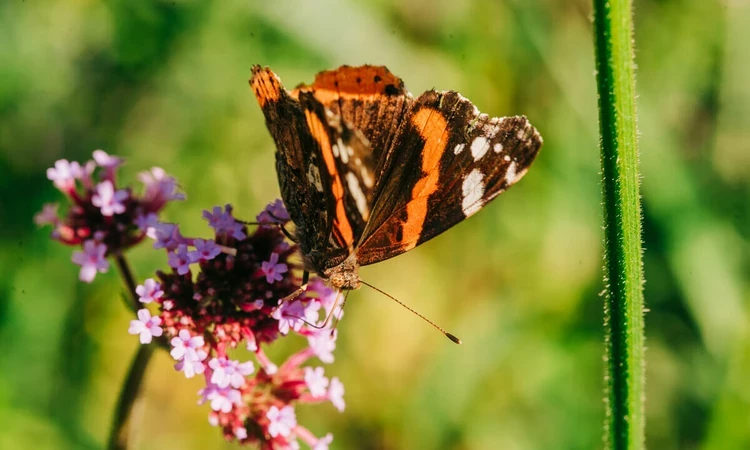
130 201 344 449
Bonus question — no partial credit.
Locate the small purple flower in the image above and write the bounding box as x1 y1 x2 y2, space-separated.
168 244 192 275
202 205 229 230
256 199 290 224
34 203 59 226
208 357 254 389
266 405 297 438
313 433 334 450
47 159 82 191
71 240 109 282
135 212 159 237
136 278 164 304
139 167 186 208
304 367 329 397
261 252 288 284
175 355 207 378
189 238 222 262
272 300 306 335
308 330 337 364
199 384 243 413
328 377 345 412
203 205 246 240
128 309 164 344
91 180 129 216
152 222 182 250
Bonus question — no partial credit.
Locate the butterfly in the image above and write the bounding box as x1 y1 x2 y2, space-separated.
250 65 542 310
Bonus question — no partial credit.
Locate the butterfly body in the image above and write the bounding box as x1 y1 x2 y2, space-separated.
250 65 542 291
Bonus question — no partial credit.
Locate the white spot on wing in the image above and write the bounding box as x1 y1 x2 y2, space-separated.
360 167 374 188
333 138 350 164
454 143 465 155
346 172 369 220
307 164 324 192
470 136 490 161
461 169 485 217
503 155 511 162
493 143 503 153
505 161 526 185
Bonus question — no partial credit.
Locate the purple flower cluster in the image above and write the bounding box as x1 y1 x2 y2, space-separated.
38 152 344 449
129 201 344 449
36 150 185 282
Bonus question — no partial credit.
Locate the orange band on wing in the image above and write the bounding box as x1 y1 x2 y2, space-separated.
250 67 282 108
401 107 448 250
304 109 354 246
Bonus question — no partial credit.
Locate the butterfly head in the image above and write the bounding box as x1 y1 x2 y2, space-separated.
322 254 361 291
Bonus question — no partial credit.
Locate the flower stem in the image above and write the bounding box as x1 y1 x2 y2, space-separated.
107 344 155 450
114 253 140 313
592 0 646 449
108 253 158 450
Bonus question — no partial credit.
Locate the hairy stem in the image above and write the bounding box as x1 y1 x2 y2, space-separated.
592 0 646 448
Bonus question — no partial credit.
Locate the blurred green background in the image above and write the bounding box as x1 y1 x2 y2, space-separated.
1 0 749 449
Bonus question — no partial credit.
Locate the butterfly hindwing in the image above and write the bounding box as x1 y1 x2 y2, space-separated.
355 90 542 266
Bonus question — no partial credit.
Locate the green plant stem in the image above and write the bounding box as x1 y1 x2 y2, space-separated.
592 0 645 449
108 253 161 450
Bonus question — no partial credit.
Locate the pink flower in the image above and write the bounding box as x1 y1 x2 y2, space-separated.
266 405 297 438
168 244 192 275
47 159 82 191
136 278 163 304
34 203 59 226
234 427 248 440
328 377 345 412
304 367 329 397
189 238 221 262
313 433 334 450
261 252 288 283
128 309 164 344
308 330 337 364
208 357 254 389
170 329 206 361
93 149 124 171
199 384 243 413
175 356 207 378
71 240 109 282
91 180 129 216
272 300 306 335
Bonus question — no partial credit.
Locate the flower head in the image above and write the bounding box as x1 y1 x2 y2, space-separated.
128 309 164 344
262 252 288 284
71 240 109 282
47 159 82 192
136 278 164 304
267 405 297 438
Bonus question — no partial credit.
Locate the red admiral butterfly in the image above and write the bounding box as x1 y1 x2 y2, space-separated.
250 65 542 340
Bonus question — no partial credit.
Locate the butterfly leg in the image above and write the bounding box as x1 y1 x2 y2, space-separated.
237 219 297 242
280 270 309 302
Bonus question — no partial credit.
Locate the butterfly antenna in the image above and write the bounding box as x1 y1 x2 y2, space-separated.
359 280 462 344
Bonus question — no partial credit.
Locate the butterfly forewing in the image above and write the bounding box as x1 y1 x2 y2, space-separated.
355 90 542 266
291 66 412 164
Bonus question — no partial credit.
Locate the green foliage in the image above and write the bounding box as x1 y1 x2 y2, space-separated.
1 1 748 449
